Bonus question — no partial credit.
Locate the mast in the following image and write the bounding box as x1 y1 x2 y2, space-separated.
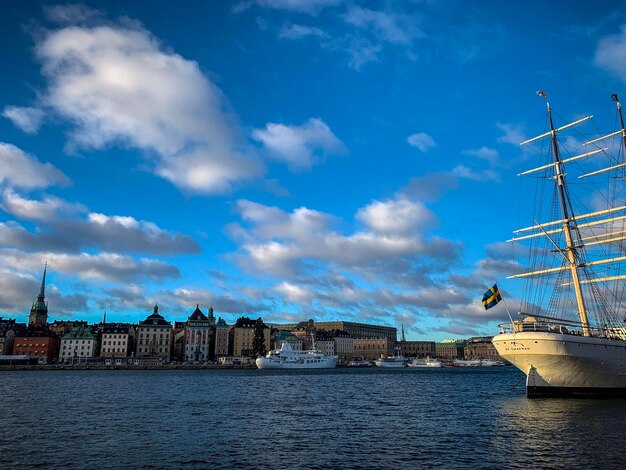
540 91 592 336
612 94 626 151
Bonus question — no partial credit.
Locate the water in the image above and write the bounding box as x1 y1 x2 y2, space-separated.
1 367 626 469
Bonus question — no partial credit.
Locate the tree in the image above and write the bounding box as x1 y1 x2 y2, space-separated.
252 317 267 358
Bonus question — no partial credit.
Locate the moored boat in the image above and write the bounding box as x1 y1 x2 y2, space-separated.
374 354 406 368
407 357 442 368
492 92 626 397
255 341 338 369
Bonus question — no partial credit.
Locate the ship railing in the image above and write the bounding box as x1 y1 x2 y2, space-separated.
498 320 623 339
497 320 582 335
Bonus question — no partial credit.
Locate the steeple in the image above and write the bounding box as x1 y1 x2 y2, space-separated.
102 307 107 325
29 263 49 326
401 323 406 342
153 302 159 314
38 261 47 301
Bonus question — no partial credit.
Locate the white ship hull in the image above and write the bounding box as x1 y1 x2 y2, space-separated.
374 359 406 368
492 331 626 397
407 359 442 368
255 356 338 369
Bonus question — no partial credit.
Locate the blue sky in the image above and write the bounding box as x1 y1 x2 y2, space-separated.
2 0 626 339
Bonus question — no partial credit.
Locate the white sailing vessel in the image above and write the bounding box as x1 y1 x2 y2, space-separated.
255 341 338 369
492 92 626 397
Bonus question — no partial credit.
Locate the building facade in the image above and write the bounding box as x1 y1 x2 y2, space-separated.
184 306 212 362
353 337 390 360
231 317 270 357
464 337 502 360
271 330 303 350
0 317 23 355
59 326 98 362
332 330 354 360
215 318 230 357
135 304 172 361
100 325 130 357
435 341 466 359
12 325 60 364
315 330 335 356
397 341 437 358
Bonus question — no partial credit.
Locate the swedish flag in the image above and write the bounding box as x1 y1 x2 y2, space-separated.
482 284 502 310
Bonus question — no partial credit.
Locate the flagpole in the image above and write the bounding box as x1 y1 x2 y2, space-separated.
500 295 515 324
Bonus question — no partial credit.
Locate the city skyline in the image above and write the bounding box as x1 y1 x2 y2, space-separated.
2 1 626 340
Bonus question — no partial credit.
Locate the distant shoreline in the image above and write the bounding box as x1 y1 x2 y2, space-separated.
0 364 259 371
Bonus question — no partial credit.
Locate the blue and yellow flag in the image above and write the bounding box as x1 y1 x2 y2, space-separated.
482 284 502 310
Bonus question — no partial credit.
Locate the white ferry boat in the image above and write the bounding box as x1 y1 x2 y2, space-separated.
374 354 406 368
407 357 442 368
255 341 338 369
492 92 626 397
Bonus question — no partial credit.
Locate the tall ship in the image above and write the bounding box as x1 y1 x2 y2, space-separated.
492 92 626 397
255 341 338 369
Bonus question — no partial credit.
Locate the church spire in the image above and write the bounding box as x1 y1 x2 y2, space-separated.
401 323 406 342
29 263 49 326
38 261 47 301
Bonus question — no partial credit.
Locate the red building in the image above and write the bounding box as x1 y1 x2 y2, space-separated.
13 326 60 364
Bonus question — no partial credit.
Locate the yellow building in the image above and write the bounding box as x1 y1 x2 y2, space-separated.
353 337 390 360
231 317 270 357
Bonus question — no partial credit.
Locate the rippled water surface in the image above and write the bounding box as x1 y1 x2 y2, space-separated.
2 367 626 469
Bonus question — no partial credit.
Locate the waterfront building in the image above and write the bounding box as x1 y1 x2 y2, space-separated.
332 330 354 360
0 317 24 355
100 324 130 357
12 325 60 364
315 330 335 356
28 265 49 326
172 321 186 362
135 304 172 361
214 318 230 357
231 317 270 357
271 330 303 351
435 340 466 359
397 341 437 358
59 326 98 362
353 337 390 360
49 320 89 336
464 337 502 361
184 306 212 362
291 319 317 349
278 320 397 354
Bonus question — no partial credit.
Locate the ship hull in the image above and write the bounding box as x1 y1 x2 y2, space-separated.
492 331 626 397
255 357 338 369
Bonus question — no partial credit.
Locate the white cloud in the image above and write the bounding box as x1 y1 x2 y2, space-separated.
279 24 329 40
343 6 422 45
1 190 86 222
463 146 500 165
275 281 314 304
0 202 200 255
35 22 263 193
356 198 437 235
232 198 459 278
2 106 45 134
496 122 526 145
252 118 345 171
0 143 70 189
250 0 342 15
595 26 626 82
452 164 500 182
0 250 179 282
407 132 436 152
